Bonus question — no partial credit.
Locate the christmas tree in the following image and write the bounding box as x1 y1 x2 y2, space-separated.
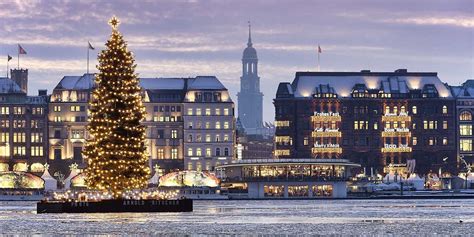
84 16 150 198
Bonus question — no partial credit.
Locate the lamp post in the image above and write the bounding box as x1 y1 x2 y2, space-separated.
459 155 472 189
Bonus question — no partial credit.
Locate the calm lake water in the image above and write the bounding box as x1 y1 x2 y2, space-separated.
0 199 473 236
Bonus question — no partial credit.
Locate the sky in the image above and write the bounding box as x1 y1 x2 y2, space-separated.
0 0 473 122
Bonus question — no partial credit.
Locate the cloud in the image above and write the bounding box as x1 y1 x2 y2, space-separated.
386 16 474 28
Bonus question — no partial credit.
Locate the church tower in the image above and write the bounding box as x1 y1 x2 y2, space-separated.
237 22 263 134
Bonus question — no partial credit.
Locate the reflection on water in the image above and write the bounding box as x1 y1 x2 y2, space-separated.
0 199 473 235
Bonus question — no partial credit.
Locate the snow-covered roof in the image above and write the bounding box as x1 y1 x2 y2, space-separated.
140 78 185 90
286 70 452 98
187 76 226 90
450 80 474 98
0 77 24 94
55 74 95 90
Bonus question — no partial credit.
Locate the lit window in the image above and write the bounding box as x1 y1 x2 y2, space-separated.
205 148 211 157
443 137 448 145
171 149 178 159
205 122 210 129
205 108 211 115
31 146 44 157
460 111 472 121
206 134 211 142
429 138 434 146
196 108 202 116
215 122 221 129
53 106 61 112
224 108 229 116
224 134 229 142
171 130 178 139
157 149 164 159
0 107 9 114
442 105 448 114
460 139 472 151
196 148 202 156
412 137 417 146
187 108 193 115
460 125 472 136
373 122 378 130
215 108 221 115
224 122 229 129
443 121 448 130
304 137 309 146
187 148 193 156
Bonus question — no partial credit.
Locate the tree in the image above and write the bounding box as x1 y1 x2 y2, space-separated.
84 16 150 198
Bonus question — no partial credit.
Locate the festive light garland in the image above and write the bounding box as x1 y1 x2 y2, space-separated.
83 16 150 199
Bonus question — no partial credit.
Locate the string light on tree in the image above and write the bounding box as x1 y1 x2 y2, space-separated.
83 15 150 199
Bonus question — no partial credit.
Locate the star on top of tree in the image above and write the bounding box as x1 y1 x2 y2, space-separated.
69 163 79 171
108 16 120 30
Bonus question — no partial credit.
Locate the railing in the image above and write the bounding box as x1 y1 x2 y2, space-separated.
222 176 349 182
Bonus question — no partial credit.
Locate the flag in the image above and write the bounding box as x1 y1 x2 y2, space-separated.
88 41 95 50
18 44 27 55
318 45 322 53
7 55 12 61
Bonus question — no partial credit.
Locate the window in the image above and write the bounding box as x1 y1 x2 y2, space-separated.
70 105 81 112
31 133 43 143
171 149 178 159
460 125 472 136
215 122 221 129
32 107 43 115
442 105 448 114
31 146 44 157
224 148 229 156
188 134 193 142
215 148 221 156
224 122 230 129
31 120 42 128
443 137 448 145
13 120 26 128
224 108 229 116
412 137 417 146
443 121 448 129
187 108 193 115
13 146 26 156
215 108 221 115
373 122 378 130
205 108 211 115
0 120 9 128
224 134 229 142
196 148 202 156
196 134 202 142
196 108 202 116
205 148 211 157
53 106 61 112
429 138 435 146
54 116 62 122
71 130 84 139
171 130 178 139
157 130 164 139
188 122 193 129
0 133 9 143
205 122 210 129
54 130 61 139
157 149 164 159
216 134 220 142
412 106 417 115
206 134 211 142
460 139 472 152
460 111 472 121
13 107 24 114
13 133 26 143
187 148 193 156
0 107 9 114
304 137 309 146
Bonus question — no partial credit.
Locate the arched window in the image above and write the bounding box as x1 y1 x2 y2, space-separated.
442 105 448 114
215 148 221 156
385 106 390 115
400 106 406 113
188 134 193 142
224 148 229 156
460 111 472 121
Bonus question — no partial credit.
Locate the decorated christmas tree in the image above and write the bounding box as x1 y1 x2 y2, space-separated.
84 16 150 198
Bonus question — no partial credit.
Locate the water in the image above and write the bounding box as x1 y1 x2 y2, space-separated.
0 199 473 236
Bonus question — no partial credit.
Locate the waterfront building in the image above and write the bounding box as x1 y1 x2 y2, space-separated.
48 75 235 176
273 69 457 176
237 23 264 134
182 76 235 172
450 80 474 168
0 69 48 176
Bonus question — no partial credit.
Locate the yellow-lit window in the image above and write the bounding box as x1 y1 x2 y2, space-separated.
187 148 193 156
460 111 472 121
31 146 44 157
171 130 178 139
215 108 221 115
443 137 448 145
53 106 61 112
460 139 472 151
443 121 448 129
196 148 202 156
205 148 211 157
205 108 211 115
157 149 164 159
54 116 62 122
412 106 417 115
187 108 193 115
0 107 9 114
196 108 202 116
460 125 472 136
0 133 9 143
171 149 178 159
224 108 229 116
412 137 417 146
442 105 448 114
215 122 221 129
206 134 211 142
224 134 229 142
224 122 229 129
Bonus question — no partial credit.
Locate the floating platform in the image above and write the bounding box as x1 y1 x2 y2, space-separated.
37 199 193 213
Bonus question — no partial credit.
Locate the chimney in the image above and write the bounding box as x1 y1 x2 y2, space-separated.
10 69 28 94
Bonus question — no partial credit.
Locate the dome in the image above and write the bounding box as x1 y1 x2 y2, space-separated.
243 46 258 59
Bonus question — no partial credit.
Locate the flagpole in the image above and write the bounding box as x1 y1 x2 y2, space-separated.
18 50 20 69
6 58 9 78
87 43 89 74
318 51 320 72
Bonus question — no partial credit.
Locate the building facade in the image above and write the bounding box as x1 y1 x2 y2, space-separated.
0 69 48 176
451 80 474 168
237 23 264 134
274 70 458 176
48 74 235 176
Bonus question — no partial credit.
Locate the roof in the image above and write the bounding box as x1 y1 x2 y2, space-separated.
0 77 24 94
53 74 227 92
243 46 257 59
187 76 226 90
55 74 95 90
450 80 474 98
140 78 185 90
283 70 452 98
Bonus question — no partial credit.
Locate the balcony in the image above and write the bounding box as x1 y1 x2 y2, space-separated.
381 144 412 153
312 129 342 137
381 112 411 122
